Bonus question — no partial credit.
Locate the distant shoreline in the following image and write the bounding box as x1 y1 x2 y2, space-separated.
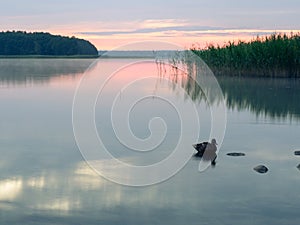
0 55 156 59
0 50 176 59
0 55 99 59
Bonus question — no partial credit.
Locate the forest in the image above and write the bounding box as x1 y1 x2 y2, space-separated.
0 31 98 56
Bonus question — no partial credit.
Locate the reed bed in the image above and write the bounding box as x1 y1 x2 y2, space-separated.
191 33 300 77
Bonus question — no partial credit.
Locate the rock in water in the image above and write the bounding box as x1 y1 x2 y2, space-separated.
253 165 268 174
294 151 300 156
226 152 246 157
297 164 300 171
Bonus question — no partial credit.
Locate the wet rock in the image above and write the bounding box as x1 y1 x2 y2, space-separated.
253 165 269 174
226 152 246 157
294 151 300 156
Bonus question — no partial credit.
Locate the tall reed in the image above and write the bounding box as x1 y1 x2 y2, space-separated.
191 33 300 77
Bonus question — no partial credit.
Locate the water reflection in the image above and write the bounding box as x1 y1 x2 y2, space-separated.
160 54 300 120
0 178 23 201
219 76 300 120
0 58 94 87
35 199 80 213
0 161 178 213
27 176 45 189
1 58 298 121
0 58 300 225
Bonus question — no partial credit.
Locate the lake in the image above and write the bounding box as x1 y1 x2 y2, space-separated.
0 58 300 225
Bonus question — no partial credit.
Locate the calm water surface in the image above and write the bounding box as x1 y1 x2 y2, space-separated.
0 58 300 225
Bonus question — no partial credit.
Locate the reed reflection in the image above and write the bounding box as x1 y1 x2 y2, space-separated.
160 52 300 120
219 76 300 120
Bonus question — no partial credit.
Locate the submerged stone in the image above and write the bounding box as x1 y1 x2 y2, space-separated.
253 165 269 174
226 152 246 157
297 164 300 171
294 151 300 156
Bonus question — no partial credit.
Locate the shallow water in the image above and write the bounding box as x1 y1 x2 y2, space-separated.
0 58 300 225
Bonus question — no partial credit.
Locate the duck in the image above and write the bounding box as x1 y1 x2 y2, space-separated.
192 139 218 157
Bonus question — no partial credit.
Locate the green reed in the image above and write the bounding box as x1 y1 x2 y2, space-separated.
191 33 300 77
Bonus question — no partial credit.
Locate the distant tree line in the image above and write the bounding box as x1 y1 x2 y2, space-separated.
191 33 300 77
0 31 98 56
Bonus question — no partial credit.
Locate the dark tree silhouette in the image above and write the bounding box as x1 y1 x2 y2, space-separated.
0 31 98 56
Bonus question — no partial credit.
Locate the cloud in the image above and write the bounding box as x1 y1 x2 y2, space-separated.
73 19 299 39
77 24 300 38
78 26 226 36
76 19 230 37
74 20 300 49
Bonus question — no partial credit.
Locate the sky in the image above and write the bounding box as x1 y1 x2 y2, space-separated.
0 0 299 50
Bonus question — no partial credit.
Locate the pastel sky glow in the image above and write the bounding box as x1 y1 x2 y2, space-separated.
0 0 299 49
